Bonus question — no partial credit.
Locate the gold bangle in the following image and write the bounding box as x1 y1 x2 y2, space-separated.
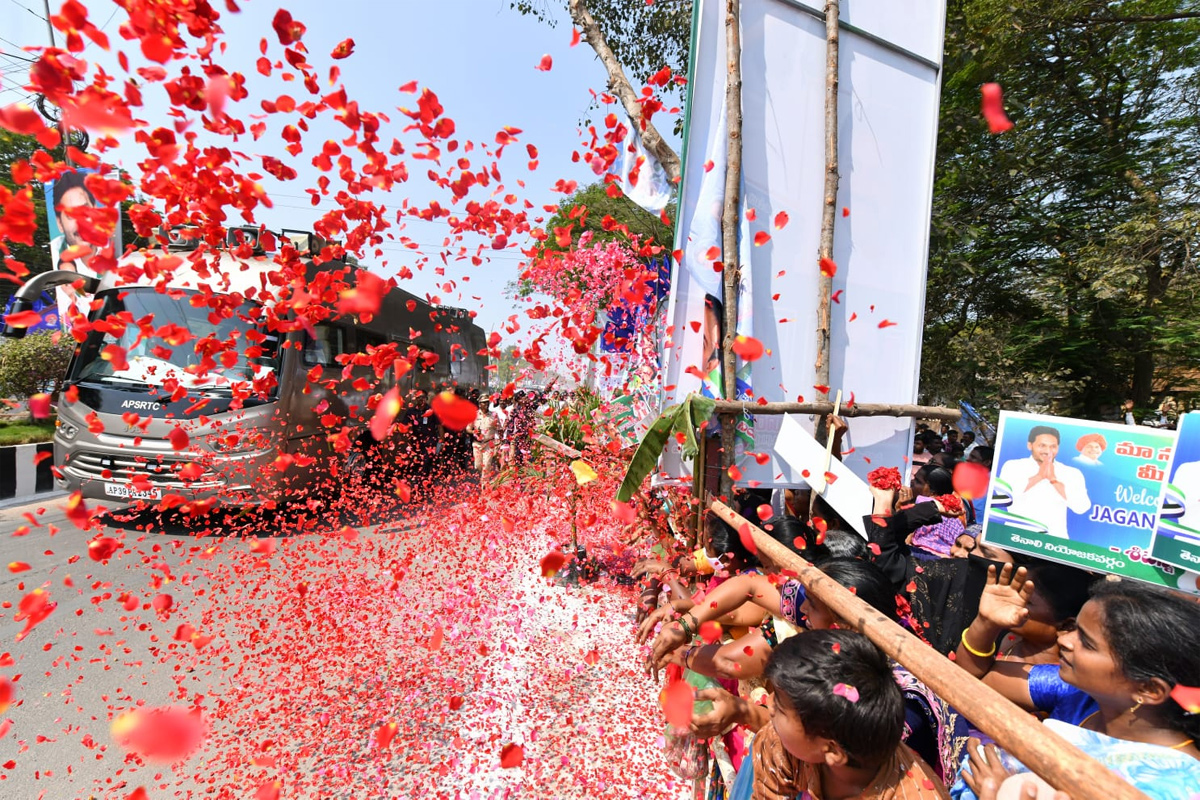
961 628 997 658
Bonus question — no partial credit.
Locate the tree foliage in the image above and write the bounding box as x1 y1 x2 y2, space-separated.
924 0 1200 418
512 0 692 109
519 179 672 311
540 179 674 253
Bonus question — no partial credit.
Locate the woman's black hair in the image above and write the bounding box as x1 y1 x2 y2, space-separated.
1013 556 1094 623
704 512 757 567
1089 579 1200 739
763 515 832 564
811 495 850 534
822 529 868 561
766 629 904 768
820 557 899 622
916 464 955 496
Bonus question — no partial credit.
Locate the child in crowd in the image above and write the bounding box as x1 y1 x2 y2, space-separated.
751 629 949 800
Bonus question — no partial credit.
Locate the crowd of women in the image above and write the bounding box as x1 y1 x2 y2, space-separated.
628 417 1200 800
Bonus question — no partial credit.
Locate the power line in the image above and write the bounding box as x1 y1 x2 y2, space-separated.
0 47 35 63
6 0 45 22
80 6 119 55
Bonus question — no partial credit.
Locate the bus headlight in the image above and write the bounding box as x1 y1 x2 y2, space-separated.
57 420 79 440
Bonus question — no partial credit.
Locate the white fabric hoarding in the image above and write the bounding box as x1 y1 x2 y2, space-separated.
660 0 946 485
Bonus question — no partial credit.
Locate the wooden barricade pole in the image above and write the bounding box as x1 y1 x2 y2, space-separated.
709 399 961 420
708 499 1152 800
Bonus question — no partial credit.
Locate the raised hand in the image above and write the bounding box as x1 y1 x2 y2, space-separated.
961 738 1012 799
631 558 668 579
976 564 1034 631
650 617 691 670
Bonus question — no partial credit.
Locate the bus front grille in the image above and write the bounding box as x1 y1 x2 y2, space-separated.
67 451 221 486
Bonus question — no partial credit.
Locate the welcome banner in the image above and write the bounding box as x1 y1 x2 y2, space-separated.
1150 411 1200 574
982 411 1199 594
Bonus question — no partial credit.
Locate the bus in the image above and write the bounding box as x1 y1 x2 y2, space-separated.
48 226 488 509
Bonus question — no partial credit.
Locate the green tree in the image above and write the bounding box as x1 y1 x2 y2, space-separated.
0 331 75 401
922 0 1200 418
539 180 674 253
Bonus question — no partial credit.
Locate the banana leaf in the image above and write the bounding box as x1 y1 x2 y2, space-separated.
686 395 717 438
615 394 716 503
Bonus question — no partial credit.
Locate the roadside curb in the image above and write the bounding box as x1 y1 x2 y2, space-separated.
0 442 55 503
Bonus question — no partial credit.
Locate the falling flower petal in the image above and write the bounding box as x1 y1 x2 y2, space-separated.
981 82 1014 133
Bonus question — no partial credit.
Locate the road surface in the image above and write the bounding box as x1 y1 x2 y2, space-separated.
0 486 685 799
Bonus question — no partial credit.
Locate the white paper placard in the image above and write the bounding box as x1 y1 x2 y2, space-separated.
774 414 872 537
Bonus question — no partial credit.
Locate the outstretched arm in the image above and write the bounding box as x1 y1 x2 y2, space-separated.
649 573 784 668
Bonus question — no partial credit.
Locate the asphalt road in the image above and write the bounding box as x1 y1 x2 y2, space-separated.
0 478 683 800
0 492 426 799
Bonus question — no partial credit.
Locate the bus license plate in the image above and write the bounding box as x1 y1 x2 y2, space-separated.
104 483 162 501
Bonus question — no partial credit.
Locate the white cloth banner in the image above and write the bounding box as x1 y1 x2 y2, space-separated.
660 0 947 485
611 119 674 214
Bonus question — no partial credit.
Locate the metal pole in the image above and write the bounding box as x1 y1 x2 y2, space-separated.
41 0 73 166
42 0 57 47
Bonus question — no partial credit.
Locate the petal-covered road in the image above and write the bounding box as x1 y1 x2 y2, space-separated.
0 488 687 799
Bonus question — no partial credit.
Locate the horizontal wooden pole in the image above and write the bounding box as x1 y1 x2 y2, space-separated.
709 400 961 420
708 500 1150 800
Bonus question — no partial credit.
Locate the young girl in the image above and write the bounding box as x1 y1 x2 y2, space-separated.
752 630 949 800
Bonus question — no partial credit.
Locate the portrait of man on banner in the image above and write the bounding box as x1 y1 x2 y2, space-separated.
43 168 120 331
997 424 1092 539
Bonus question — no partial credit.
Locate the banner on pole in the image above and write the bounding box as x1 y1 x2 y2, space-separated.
660 0 947 486
982 410 1199 593
44 168 122 330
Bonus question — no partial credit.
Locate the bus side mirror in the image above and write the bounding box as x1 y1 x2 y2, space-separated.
2 270 100 338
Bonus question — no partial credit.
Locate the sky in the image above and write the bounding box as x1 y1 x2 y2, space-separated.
0 0 676 346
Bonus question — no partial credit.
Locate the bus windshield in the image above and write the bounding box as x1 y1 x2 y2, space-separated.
68 288 281 397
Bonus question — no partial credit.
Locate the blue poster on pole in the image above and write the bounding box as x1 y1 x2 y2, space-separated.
982 411 1199 594
1150 412 1200 573
43 168 121 330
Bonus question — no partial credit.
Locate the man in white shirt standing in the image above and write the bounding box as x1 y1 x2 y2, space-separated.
997 425 1092 539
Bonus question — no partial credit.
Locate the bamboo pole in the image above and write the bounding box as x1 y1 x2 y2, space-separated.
717 0 744 499
709 399 961 420
690 432 707 549
708 500 1152 800
814 0 840 402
